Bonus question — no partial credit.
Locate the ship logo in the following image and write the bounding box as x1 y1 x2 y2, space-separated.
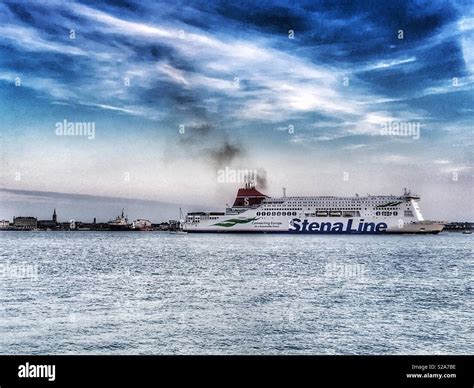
212 217 259 227
375 201 402 208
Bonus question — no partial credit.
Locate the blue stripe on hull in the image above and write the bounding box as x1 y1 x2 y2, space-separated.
185 230 441 234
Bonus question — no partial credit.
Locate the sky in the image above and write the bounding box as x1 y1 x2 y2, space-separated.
0 0 473 221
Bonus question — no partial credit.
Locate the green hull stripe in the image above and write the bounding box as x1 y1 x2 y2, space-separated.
212 217 259 227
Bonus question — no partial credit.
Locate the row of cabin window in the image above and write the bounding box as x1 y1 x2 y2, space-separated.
265 208 360 211
257 211 405 217
257 211 297 216
375 211 398 216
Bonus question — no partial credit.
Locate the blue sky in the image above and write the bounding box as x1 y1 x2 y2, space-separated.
0 0 473 220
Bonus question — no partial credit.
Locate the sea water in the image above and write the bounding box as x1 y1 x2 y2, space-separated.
0 231 472 354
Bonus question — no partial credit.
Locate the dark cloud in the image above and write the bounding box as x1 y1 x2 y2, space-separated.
356 40 468 97
214 2 312 34
126 42 193 70
78 0 142 13
6 2 34 23
5 2 77 36
102 0 140 12
297 0 459 64
0 188 198 222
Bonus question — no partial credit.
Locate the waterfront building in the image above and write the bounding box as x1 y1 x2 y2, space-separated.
132 219 152 230
13 217 37 230
38 209 59 230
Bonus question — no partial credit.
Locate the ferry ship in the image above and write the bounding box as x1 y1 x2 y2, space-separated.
183 183 445 234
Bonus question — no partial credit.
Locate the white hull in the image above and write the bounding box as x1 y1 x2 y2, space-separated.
184 214 444 234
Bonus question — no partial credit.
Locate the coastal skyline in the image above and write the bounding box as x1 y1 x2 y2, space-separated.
0 0 473 221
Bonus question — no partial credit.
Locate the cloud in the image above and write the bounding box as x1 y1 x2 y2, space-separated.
1 0 471 146
0 24 87 56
